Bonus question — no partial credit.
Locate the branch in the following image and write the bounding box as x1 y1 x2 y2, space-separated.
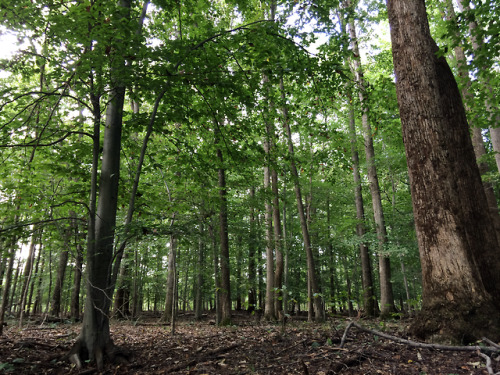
0 131 94 148
173 19 273 72
0 216 87 234
341 321 500 355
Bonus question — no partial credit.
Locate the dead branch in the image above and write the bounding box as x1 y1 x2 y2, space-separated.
165 343 239 373
329 351 369 374
341 321 500 374
275 339 307 356
341 321 500 354
478 351 500 375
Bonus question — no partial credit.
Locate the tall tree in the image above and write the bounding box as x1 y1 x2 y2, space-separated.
71 0 135 368
280 76 324 322
348 100 376 317
343 0 395 317
387 0 500 342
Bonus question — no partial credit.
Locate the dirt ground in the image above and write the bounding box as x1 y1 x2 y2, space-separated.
0 312 497 374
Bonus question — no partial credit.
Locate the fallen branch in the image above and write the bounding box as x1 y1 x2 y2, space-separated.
478 352 500 375
165 343 240 373
341 321 500 374
329 351 369 373
341 321 500 354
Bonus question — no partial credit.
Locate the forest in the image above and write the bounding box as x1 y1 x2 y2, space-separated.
0 0 499 373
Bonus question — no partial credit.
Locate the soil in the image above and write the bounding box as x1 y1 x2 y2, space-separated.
0 312 497 374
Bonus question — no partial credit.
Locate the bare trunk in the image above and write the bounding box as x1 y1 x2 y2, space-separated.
272 168 284 315
163 235 177 322
18 231 37 324
348 103 376 316
263 124 275 321
247 188 257 312
344 6 395 317
218 147 232 325
0 237 18 335
280 77 323 322
387 0 500 342
50 249 69 317
209 223 221 324
444 2 500 241
194 216 205 320
454 0 500 173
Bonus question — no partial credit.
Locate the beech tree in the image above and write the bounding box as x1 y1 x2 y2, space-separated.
387 0 500 342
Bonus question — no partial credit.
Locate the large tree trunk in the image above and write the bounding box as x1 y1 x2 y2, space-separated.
344 5 395 317
387 0 500 342
348 102 376 317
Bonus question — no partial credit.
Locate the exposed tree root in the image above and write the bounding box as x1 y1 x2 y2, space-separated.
65 337 131 371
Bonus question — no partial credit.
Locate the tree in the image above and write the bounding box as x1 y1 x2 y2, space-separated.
387 0 500 342
342 0 396 317
71 0 138 368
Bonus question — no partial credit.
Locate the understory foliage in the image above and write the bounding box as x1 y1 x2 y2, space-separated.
0 0 498 346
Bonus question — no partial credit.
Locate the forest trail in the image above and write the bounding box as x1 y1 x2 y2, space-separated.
0 312 493 374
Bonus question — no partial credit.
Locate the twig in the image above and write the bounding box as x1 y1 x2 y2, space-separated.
276 339 308 356
340 321 354 348
165 343 239 373
483 337 500 350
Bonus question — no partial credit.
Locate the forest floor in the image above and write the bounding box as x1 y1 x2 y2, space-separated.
0 311 497 374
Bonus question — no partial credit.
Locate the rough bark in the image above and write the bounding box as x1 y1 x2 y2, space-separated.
387 0 500 342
